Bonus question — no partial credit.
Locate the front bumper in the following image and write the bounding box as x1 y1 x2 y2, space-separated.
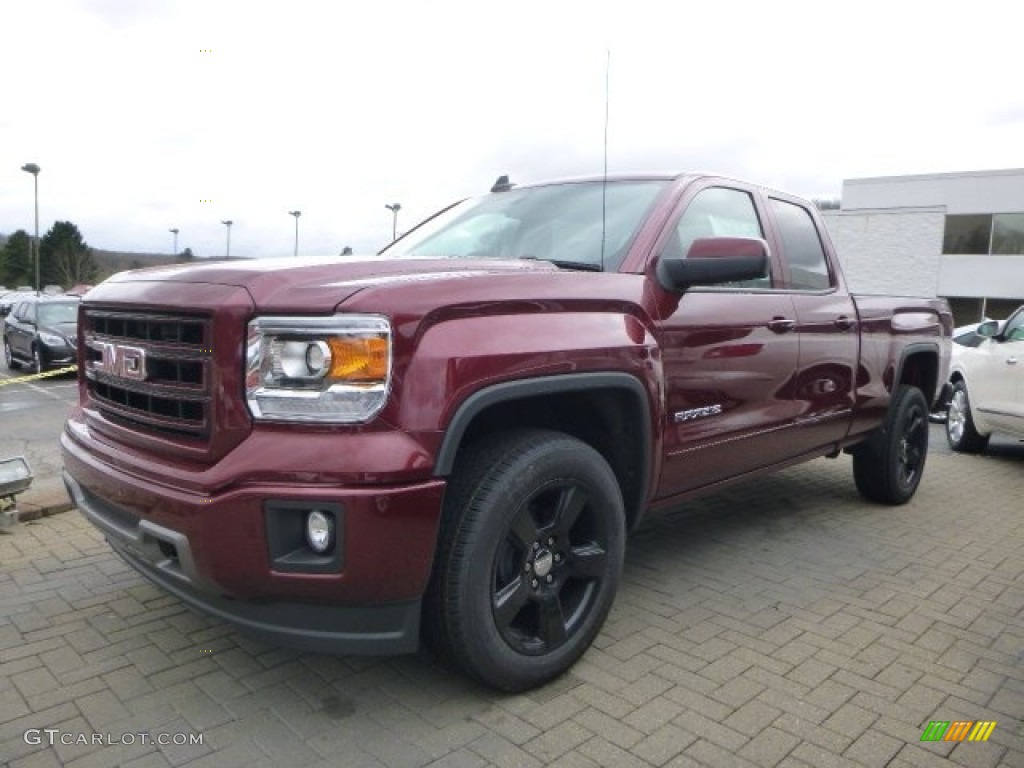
61 418 446 655
40 340 76 368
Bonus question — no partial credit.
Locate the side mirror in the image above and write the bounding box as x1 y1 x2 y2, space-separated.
977 320 999 338
656 236 769 293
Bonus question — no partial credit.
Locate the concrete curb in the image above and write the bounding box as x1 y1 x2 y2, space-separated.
13 485 75 523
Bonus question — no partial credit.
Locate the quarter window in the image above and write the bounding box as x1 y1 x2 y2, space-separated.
769 198 832 291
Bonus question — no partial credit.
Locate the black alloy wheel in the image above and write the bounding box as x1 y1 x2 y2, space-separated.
853 385 930 505
424 428 625 691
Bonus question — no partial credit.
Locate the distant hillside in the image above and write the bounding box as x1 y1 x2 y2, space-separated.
1 230 186 286
92 248 182 279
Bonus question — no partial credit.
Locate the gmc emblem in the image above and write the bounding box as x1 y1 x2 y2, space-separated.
94 342 147 381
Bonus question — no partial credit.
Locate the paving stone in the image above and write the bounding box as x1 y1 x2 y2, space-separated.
736 725 801 767
630 722 697 766
1 445 1019 768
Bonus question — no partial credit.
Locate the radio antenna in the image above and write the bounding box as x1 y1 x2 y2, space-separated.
600 49 610 271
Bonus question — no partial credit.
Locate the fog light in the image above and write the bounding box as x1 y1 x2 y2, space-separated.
306 510 334 553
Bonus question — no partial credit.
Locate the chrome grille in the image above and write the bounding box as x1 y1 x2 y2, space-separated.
84 310 212 440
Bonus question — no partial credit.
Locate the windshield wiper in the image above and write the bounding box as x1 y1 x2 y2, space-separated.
518 256 603 272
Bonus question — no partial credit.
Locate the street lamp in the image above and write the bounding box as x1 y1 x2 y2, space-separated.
385 203 401 242
169 228 179 256
221 220 233 259
21 163 40 293
288 211 301 257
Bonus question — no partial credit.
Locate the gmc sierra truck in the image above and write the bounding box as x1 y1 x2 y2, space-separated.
62 173 952 691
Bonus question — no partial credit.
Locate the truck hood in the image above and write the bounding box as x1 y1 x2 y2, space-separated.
100 255 559 313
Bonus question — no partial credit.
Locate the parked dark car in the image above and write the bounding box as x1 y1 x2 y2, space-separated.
3 295 80 373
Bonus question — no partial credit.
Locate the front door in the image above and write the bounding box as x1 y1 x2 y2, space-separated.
976 308 1024 434
647 184 802 498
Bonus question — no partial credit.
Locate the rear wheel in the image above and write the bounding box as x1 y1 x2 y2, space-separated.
853 385 930 505
945 380 989 453
424 429 625 691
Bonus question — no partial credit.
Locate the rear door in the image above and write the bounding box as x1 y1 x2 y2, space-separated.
765 195 859 453
647 182 803 497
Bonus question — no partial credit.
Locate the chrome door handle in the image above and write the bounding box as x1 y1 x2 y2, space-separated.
1007 357 1018 365
834 315 856 331
768 317 796 334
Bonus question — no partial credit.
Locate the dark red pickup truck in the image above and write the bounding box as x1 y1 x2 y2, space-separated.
63 173 952 690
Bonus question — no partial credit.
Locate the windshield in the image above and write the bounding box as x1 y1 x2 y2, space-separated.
37 301 79 326
382 180 668 271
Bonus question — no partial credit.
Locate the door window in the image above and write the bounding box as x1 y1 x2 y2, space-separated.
1003 310 1024 342
669 187 770 288
769 198 833 291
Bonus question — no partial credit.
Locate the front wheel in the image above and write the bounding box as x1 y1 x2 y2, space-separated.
424 429 625 691
853 385 930 505
30 345 43 375
945 380 989 453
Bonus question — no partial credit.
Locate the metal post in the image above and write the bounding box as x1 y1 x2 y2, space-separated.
21 163 41 293
221 220 233 259
289 211 301 257
385 203 401 242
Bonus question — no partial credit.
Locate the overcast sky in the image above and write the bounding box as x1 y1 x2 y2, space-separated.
2 0 1021 260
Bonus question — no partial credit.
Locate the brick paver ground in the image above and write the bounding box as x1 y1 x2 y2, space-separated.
2 432 1022 767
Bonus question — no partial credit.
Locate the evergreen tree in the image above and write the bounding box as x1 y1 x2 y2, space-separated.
1 230 32 286
39 221 98 287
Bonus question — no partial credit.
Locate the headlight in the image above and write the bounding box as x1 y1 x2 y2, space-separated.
245 315 391 423
38 332 65 346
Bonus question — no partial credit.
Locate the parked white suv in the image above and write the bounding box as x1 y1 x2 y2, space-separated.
946 305 1024 451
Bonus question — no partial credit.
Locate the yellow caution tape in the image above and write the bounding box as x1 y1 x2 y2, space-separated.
0 365 78 387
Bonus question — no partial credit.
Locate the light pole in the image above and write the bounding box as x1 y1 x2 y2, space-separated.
385 203 401 242
21 163 40 293
169 228 179 256
221 220 233 259
288 211 301 257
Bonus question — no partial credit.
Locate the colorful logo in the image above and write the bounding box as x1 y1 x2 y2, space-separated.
920 720 996 742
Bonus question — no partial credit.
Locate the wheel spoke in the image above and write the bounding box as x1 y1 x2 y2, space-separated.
493 575 532 629
567 543 608 580
552 485 588 537
905 444 923 468
507 510 540 550
536 592 568 647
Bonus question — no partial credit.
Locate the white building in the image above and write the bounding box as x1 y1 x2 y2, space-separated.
822 168 1024 323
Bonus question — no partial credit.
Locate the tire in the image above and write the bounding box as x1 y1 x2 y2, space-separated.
30 345 43 375
424 428 625 691
853 385 930 505
945 380 989 453
3 339 19 370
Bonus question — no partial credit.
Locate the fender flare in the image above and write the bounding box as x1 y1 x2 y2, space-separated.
433 372 654 516
891 341 942 408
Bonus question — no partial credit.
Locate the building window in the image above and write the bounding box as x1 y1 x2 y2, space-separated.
943 212 1024 255
992 213 1024 254
942 214 991 254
